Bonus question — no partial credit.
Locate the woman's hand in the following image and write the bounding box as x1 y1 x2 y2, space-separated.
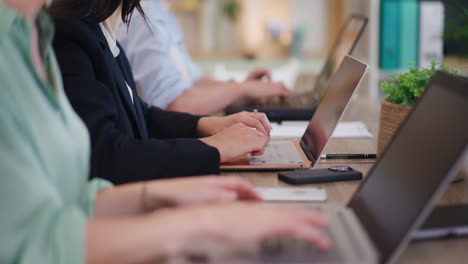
246 68 271 81
198 111 272 137
144 176 262 210
88 200 330 264
150 203 331 258
200 123 268 162
241 80 292 99
242 68 292 104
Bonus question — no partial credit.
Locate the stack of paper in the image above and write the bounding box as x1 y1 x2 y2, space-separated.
270 121 373 139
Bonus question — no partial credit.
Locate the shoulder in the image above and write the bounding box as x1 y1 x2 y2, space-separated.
53 16 104 50
52 16 109 66
117 4 173 51
142 0 171 24
122 2 168 32
54 16 96 38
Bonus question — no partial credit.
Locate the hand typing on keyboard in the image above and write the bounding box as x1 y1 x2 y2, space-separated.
198 111 272 138
198 111 275 162
179 204 331 260
200 123 269 162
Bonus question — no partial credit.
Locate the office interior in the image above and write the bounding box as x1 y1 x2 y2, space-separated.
171 0 468 174
1 0 468 263
171 0 468 98
168 0 468 261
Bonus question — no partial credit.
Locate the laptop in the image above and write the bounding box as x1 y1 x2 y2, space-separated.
189 71 468 264
221 55 368 170
412 204 468 241
225 15 368 122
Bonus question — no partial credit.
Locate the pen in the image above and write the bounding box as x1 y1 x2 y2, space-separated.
320 154 377 159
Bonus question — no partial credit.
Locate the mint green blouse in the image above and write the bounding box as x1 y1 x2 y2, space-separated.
0 3 112 263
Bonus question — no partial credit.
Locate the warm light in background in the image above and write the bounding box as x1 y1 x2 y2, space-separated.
238 0 291 58
238 0 266 57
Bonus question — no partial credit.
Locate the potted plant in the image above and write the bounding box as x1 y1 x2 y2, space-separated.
377 62 458 154
222 0 241 21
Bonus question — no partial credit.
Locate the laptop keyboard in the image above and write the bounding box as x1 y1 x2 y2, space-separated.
250 93 317 109
182 208 370 263
249 141 304 165
259 234 343 263
284 94 316 107
256 208 345 263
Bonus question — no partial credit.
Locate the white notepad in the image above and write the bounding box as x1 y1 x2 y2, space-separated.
270 121 373 139
256 187 327 201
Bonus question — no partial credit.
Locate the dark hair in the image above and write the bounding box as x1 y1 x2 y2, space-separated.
47 0 145 24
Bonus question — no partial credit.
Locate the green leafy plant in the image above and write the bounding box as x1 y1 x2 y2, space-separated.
380 62 459 106
222 0 241 21
444 2 468 57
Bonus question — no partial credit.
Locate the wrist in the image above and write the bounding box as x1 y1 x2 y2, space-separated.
148 210 187 258
230 81 248 97
199 136 216 150
197 117 213 137
150 208 211 257
197 116 225 137
144 181 175 211
199 137 226 162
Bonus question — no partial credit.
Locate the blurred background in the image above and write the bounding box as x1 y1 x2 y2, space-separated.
170 0 468 99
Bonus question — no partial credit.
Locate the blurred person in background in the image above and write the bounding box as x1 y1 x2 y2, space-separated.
0 0 330 263
116 0 292 115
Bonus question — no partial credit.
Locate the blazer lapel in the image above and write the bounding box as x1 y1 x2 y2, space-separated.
95 25 145 137
114 66 145 137
115 57 147 138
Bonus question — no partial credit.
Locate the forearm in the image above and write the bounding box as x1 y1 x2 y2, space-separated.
196 76 224 86
145 106 202 138
86 213 194 264
91 132 220 184
93 183 144 218
93 179 200 218
167 82 245 115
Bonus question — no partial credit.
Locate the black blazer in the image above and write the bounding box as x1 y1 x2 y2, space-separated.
52 16 220 184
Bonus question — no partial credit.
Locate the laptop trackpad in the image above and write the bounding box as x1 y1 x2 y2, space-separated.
249 141 303 165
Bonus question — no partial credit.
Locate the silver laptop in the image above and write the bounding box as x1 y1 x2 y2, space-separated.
221 55 368 170
190 71 468 264
224 15 369 122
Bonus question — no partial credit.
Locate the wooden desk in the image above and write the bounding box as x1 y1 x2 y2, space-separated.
224 96 468 264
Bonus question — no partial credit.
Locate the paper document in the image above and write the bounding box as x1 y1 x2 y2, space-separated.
270 121 308 138
332 121 373 138
270 121 373 139
256 187 327 201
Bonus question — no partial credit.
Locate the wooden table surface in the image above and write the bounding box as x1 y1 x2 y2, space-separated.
223 96 468 264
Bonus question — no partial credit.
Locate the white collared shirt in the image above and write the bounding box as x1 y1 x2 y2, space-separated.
99 22 134 103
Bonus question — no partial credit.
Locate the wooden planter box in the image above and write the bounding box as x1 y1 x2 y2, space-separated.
377 98 412 155
378 98 466 183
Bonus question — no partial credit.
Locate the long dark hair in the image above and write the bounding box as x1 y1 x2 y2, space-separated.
47 0 145 24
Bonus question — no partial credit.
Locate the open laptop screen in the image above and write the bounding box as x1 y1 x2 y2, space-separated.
300 56 367 165
312 15 368 100
349 72 468 263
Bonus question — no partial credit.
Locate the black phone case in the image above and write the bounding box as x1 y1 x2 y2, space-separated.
278 168 363 185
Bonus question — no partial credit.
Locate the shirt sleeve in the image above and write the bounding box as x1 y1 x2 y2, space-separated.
117 7 194 109
0 106 87 264
81 178 113 217
179 37 203 84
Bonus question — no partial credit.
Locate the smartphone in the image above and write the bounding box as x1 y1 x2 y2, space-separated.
278 166 363 185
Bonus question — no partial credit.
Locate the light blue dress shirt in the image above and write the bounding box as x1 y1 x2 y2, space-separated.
117 0 203 109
